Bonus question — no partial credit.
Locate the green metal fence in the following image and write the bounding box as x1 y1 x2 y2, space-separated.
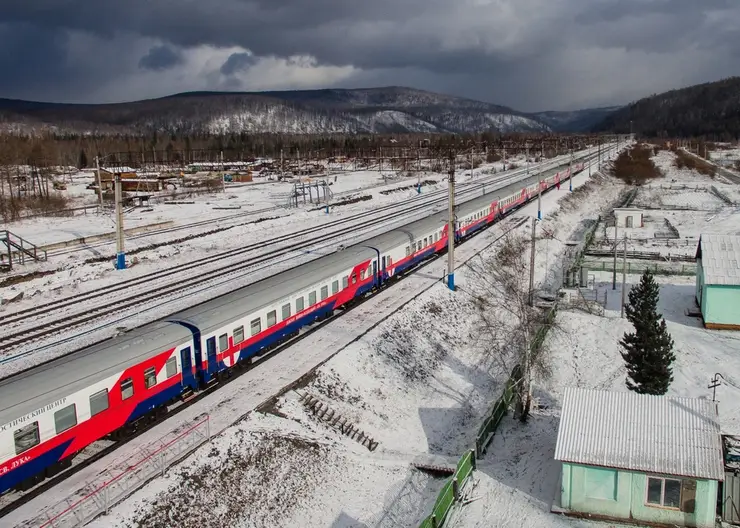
418 450 476 528
418 305 559 527
581 259 696 276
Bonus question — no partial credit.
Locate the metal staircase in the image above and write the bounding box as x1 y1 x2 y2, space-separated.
0 230 47 271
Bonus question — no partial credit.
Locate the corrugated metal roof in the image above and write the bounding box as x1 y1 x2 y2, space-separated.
554 388 724 481
698 234 740 286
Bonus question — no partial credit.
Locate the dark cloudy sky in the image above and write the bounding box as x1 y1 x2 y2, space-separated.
2 0 739 111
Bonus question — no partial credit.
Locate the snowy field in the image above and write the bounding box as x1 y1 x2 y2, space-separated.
3 145 635 528
0 149 605 378
589 149 740 261
454 270 740 528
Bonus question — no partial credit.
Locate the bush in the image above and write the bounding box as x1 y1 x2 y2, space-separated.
673 149 716 177
0 192 72 222
612 144 662 185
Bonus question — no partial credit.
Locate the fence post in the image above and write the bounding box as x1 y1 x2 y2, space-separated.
432 514 438 528
452 477 460 501
470 449 476 470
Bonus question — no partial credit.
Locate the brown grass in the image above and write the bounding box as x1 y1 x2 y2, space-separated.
672 149 716 177
0 193 72 222
612 144 663 185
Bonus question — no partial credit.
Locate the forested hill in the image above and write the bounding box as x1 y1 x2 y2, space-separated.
593 77 740 139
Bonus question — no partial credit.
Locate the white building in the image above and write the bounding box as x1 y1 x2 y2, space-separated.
614 207 644 228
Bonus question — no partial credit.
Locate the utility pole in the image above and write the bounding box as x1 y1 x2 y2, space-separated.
569 144 573 192
94 155 104 210
220 151 225 192
537 180 542 220
612 218 619 290
526 142 530 175
280 149 284 180
447 150 456 291
598 138 601 169
529 216 536 306
503 144 506 171
470 147 474 179
620 235 627 318
114 173 126 270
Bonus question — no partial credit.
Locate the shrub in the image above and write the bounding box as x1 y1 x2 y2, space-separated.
612 144 662 185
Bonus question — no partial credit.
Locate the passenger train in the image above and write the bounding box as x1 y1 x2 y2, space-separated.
0 160 587 494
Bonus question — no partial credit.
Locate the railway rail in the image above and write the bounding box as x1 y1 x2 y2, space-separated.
0 142 621 520
0 150 603 365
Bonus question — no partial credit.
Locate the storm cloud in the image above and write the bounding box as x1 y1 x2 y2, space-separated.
1 0 739 110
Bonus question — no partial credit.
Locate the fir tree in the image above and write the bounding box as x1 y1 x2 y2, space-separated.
619 270 676 395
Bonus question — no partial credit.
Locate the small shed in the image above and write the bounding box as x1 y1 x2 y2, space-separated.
695 234 740 330
614 207 644 228
554 388 723 528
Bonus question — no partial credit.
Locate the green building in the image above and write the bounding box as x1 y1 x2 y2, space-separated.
696 234 740 330
553 388 724 528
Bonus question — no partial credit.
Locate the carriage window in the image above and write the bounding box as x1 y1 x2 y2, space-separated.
120 378 134 400
296 296 305 312
282 303 291 320
332 280 339 294
90 388 109 416
342 276 349 289
233 326 244 344
309 291 317 305
388 256 392 265
320 285 329 300
14 422 40 455
360 269 366 280
144 366 157 389
267 310 277 327
424 237 428 246
434 233 438 242
218 333 229 352
165 356 178 378
406 246 411 256
352 274 357 285
250 318 262 336
54 404 77 434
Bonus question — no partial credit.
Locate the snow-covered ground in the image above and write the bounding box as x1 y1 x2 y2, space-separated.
589 149 740 262
453 270 740 528
0 149 605 378
3 144 633 528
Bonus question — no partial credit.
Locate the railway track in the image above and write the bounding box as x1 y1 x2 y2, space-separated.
0 213 531 524
0 163 560 354
0 149 602 365
0 144 621 520
46 204 287 258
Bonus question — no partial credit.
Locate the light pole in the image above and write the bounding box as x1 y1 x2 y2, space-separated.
447 151 456 291
114 172 126 270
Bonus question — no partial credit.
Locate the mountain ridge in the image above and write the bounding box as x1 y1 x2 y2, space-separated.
0 86 619 136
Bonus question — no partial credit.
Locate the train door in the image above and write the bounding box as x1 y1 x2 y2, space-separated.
205 337 218 380
372 260 378 288
180 346 195 389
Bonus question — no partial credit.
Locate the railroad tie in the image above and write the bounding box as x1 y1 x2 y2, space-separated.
299 394 378 451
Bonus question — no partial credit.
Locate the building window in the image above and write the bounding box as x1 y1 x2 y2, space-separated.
646 476 692 511
90 388 109 416
233 326 244 344
218 333 228 352
267 310 277 327
14 422 40 455
165 356 178 378
54 404 78 434
144 366 157 388
584 466 618 501
120 378 134 400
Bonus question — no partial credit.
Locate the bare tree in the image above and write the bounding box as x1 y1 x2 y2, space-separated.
462 231 556 422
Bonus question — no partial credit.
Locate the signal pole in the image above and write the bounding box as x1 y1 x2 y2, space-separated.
114 173 126 269
447 151 456 291
94 155 104 210
529 216 536 306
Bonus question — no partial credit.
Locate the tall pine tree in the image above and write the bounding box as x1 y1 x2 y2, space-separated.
619 270 676 395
